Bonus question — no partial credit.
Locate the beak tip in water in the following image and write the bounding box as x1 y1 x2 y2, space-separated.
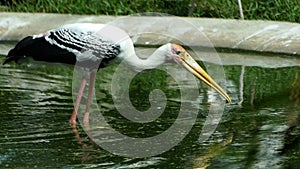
179 52 232 105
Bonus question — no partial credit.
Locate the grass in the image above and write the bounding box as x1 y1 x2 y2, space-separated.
0 0 300 22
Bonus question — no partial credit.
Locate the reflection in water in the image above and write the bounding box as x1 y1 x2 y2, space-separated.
253 112 288 169
290 72 299 107
238 65 245 106
0 52 299 168
191 135 233 169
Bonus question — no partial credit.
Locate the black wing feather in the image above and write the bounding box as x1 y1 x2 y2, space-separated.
4 35 77 65
47 28 121 63
4 27 121 69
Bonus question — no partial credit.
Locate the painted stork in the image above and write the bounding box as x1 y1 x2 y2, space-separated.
3 23 232 126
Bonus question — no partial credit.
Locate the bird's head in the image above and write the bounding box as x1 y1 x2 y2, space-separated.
169 43 232 103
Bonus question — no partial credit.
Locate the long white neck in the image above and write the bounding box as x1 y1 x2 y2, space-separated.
118 40 172 72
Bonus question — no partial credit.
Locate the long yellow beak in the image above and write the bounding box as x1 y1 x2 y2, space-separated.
179 51 232 104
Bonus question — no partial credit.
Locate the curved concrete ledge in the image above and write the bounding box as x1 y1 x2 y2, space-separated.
0 12 299 56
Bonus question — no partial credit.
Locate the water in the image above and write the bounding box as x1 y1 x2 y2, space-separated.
0 47 299 168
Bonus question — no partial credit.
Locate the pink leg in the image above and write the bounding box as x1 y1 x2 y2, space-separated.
70 75 87 125
83 71 96 129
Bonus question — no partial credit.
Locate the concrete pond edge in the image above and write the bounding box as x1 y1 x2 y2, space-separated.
0 12 299 68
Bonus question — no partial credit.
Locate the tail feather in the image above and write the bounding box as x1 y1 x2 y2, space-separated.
3 35 77 65
3 36 35 65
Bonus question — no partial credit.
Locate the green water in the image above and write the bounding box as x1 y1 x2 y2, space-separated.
0 51 299 168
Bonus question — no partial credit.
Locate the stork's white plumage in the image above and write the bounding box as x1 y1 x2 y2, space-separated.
3 23 231 126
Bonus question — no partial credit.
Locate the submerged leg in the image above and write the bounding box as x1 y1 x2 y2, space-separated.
70 75 87 125
83 70 96 129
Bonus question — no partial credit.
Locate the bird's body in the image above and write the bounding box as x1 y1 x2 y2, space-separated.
4 23 232 126
4 23 125 69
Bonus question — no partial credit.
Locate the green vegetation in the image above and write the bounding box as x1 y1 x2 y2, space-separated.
0 0 299 22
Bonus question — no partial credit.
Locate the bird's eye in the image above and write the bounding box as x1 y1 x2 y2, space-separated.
176 50 181 55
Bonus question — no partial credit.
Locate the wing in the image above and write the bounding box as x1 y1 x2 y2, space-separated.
4 35 77 65
45 26 121 64
4 23 121 68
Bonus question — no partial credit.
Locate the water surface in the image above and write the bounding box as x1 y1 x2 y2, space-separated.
0 48 299 168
